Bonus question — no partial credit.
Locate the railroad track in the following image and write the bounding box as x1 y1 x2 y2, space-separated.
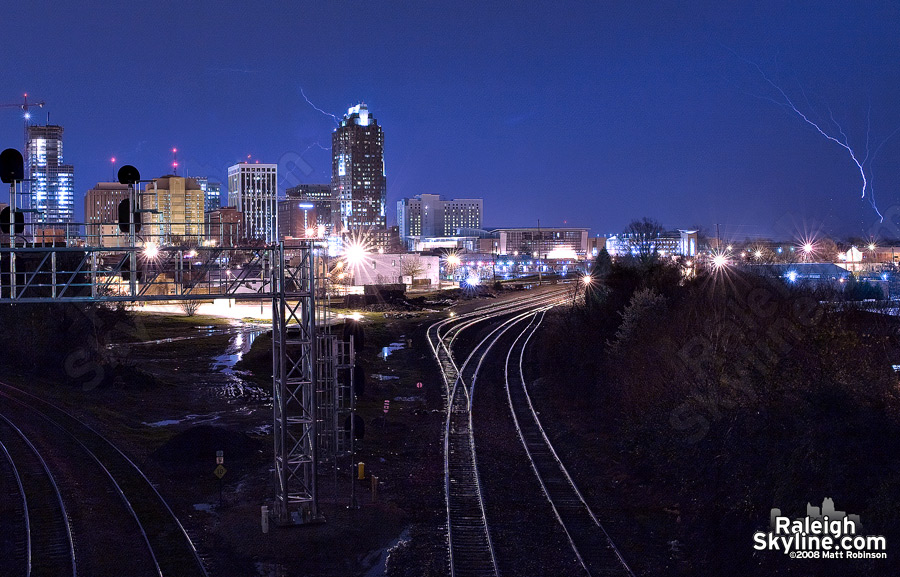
0 414 76 577
504 311 635 577
0 383 208 577
427 289 568 577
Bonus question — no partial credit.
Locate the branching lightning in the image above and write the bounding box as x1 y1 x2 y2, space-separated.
753 63 871 209
726 47 900 222
300 87 339 124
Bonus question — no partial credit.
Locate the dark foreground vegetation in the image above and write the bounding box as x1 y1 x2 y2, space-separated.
0 302 157 389
535 251 900 575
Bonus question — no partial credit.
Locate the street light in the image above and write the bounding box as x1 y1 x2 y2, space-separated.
344 241 367 266
572 272 593 308
143 242 159 259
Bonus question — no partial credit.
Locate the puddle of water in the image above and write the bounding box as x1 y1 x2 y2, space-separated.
143 413 222 427
193 503 214 512
211 328 264 372
393 396 422 402
145 419 183 427
207 325 272 402
249 423 273 436
380 342 405 359
371 374 400 381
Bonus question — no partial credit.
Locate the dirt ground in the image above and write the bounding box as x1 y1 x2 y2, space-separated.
10 308 450 576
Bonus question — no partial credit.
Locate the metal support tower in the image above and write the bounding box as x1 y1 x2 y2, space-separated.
271 244 322 525
0 238 322 526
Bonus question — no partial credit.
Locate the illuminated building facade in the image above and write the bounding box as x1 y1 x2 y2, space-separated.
397 194 482 241
25 124 75 226
145 175 205 242
285 183 333 233
84 182 131 247
193 176 222 212
228 162 278 243
332 103 386 232
495 227 589 259
278 199 318 240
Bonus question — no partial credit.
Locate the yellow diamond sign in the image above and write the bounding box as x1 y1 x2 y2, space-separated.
214 464 227 479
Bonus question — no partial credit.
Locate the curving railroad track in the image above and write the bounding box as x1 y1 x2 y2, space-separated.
504 311 635 576
0 413 76 577
427 288 569 577
428 287 636 577
0 382 208 577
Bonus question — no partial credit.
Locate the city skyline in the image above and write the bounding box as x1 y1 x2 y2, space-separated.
3 3 900 239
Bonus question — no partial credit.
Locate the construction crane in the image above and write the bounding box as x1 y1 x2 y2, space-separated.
0 93 45 117
0 94 45 148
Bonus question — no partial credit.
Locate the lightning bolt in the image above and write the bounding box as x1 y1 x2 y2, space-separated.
302 142 331 153
862 122 900 222
726 47 887 221
300 87 339 124
754 64 869 199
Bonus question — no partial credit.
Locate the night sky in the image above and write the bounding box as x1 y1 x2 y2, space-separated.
3 1 900 239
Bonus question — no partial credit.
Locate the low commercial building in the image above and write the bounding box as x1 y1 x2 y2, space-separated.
346 253 440 287
494 227 589 259
606 229 699 258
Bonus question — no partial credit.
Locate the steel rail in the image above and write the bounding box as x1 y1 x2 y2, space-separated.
0 435 31 576
0 413 77 577
427 290 569 577
504 310 636 577
0 383 208 577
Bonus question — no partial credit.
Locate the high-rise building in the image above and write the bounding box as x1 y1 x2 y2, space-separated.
397 194 483 240
332 103 386 232
144 175 205 242
84 182 131 247
228 163 278 243
285 183 333 232
25 124 75 227
193 176 222 212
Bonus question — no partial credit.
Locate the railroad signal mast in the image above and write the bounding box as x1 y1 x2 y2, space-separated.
0 148 343 527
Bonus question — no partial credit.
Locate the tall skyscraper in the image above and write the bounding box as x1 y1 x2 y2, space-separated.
227 162 278 243
25 124 75 226
84 182 130 247
332 103 386 233
145 175 205 242
193 176 222 212
397 194 483 240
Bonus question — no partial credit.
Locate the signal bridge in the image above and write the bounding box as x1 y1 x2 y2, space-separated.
0 149 351 526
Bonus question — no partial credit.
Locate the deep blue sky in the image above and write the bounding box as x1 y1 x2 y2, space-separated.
3 1 900 239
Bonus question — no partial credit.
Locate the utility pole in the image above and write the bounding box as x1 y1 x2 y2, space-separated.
537 219 542 285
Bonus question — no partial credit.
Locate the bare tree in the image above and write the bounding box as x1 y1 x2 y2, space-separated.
179 300 201 317
401 255 425 281
625 217 665 261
